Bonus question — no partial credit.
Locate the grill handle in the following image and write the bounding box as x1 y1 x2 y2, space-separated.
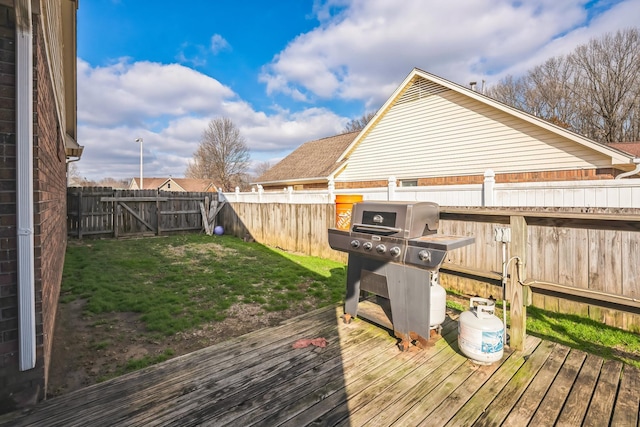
352 223 402 235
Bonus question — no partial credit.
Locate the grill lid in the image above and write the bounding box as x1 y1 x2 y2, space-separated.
350 201 439 239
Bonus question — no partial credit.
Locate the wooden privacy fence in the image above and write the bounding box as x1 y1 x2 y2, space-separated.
67 187 223 238
218 202 640 332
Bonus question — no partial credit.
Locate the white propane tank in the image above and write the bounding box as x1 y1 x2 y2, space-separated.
430 281 446 329
458 297 504 364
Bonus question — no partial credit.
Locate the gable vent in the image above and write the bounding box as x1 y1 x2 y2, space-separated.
395 77 449 105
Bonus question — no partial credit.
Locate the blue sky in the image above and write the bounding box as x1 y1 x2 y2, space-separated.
75 0 640 182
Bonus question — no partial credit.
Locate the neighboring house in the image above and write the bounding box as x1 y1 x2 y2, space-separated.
609 142 640 158
0 0 82 412
260 68 639 192
333 68 639 188
129 177 217 192
254 131 359 191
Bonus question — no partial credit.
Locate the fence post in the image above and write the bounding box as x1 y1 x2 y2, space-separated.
114 202 120 239
257 185 263 203
483 169 495 207
77 191 83 239
509 215 527 351
328 179 335 203
388 176 396 201
156 194 162 236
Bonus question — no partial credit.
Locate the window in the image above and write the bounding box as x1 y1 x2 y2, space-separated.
400 180 418 187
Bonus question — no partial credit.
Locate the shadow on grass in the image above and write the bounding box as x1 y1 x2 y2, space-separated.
525 306 640 368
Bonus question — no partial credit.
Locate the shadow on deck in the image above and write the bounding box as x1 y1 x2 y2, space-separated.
1 303 638 426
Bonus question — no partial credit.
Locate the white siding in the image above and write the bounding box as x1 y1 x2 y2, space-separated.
337 80 613 183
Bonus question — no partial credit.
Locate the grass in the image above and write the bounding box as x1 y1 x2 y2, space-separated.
62 234 346 336
62 234 640 372
526 306 640 367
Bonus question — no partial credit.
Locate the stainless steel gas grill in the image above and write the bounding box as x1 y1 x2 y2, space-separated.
328 201 475 351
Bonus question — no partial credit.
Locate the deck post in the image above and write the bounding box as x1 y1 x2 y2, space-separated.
509 215 527 351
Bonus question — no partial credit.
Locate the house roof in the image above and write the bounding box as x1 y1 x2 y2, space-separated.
338 68 638 168
609 142 640 157
130 178 168 190
168 178 216 192
130 177 217 191
254 131 359 186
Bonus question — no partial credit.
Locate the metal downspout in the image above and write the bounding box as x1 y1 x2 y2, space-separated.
15 0 36 371
615 158 640 180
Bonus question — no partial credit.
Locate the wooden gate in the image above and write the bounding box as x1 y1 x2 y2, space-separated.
67 187 224 238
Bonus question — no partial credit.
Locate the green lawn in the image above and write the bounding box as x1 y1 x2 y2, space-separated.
62 233 640 373
62 234 346 336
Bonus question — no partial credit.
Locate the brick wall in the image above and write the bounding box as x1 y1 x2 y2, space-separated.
334 168 621 189
0 7 68 413
33 15 68 401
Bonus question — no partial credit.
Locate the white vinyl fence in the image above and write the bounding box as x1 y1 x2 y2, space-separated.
226 171 640 208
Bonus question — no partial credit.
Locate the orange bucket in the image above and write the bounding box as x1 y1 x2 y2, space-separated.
335 194 363 230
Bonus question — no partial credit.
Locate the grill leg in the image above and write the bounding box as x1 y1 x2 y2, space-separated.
344 254 363 322
386 264 431 349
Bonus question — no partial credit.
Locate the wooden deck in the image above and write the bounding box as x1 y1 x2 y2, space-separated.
1 303 639 427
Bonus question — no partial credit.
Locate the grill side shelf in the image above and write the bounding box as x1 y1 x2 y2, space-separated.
408 235 475 251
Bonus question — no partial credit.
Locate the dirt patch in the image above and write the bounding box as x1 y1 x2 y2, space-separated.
47 298 309 398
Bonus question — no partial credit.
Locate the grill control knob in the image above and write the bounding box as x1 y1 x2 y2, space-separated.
376 244 386 254
362 242 373 251
418 250 432 262
350 240 360 248
389 246 401 257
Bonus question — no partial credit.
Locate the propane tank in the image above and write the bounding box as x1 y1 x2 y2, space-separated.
458 297 504 364
429 272 446 329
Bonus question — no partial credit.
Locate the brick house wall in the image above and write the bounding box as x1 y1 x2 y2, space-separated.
0 7 68 412
33 12 68 401
260 168 623 192
334 168 621 189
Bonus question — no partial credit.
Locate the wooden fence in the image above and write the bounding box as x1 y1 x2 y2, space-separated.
218 202 640 332
67 187 221 238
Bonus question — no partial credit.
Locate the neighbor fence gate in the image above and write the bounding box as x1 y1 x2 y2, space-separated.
67 187 223 238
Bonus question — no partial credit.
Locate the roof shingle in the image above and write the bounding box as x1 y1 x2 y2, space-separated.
255 131 359 184
609 142 640 157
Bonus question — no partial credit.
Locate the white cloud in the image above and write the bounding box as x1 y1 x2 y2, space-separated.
261 0 639 106
78 59 235 127
76 60 346 181
210 34 231 54
76 0 640 182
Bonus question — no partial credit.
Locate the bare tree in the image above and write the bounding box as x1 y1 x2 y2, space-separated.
486 28 640 143
253 161 273 179
99 177 129 189
186 117 250 191
343 111 376 133
570 28 640 142
67 163 83 186
527 56 576 128
486 75 529 112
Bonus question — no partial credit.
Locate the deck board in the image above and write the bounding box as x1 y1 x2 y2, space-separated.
468 338 556 427
582 359 623 426
611 364 640 427
556 353 604 426
529 348 587 425
1 303 639 427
